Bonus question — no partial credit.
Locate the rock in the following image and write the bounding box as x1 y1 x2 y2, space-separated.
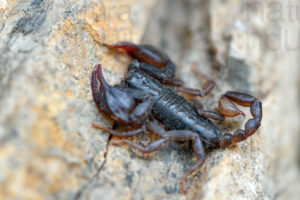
0 0 299 199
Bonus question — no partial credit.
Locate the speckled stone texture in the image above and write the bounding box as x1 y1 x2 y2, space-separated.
0 0 299 199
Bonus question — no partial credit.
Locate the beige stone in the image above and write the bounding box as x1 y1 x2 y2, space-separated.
0 0 299 199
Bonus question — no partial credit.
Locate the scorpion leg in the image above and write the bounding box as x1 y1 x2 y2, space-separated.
176 62 215 98
177 81 215 97
111 137 168 153
147 120 206 194
110 120 168 153
92 123 146 138
177 80 215 98
193 98 224 121
217 91 263 147
112 120 206 194
105 42 176 82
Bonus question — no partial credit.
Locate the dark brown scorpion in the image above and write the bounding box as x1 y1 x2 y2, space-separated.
91 42 262 194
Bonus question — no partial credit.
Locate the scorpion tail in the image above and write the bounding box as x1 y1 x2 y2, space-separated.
218 91 262 147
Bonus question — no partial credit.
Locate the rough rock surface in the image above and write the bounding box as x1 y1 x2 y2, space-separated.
0 0 299 199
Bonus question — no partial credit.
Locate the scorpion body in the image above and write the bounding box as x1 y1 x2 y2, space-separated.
125 66 221 148
91 42 262 194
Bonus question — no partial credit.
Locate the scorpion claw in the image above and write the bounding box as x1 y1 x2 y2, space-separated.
105 41 177 82
105 41 170 69
91 64 136 123
104 42 138 54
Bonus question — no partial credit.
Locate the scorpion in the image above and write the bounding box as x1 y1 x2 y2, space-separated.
91 42 262 194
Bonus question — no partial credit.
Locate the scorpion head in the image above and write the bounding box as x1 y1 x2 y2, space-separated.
124 60 163 96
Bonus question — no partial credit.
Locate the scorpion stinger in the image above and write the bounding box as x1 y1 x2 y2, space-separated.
217 91 263 147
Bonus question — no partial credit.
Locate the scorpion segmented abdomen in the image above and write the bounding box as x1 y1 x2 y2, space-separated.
152 88 221 147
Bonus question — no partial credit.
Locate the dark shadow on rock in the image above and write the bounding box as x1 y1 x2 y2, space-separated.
226 57 250 93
